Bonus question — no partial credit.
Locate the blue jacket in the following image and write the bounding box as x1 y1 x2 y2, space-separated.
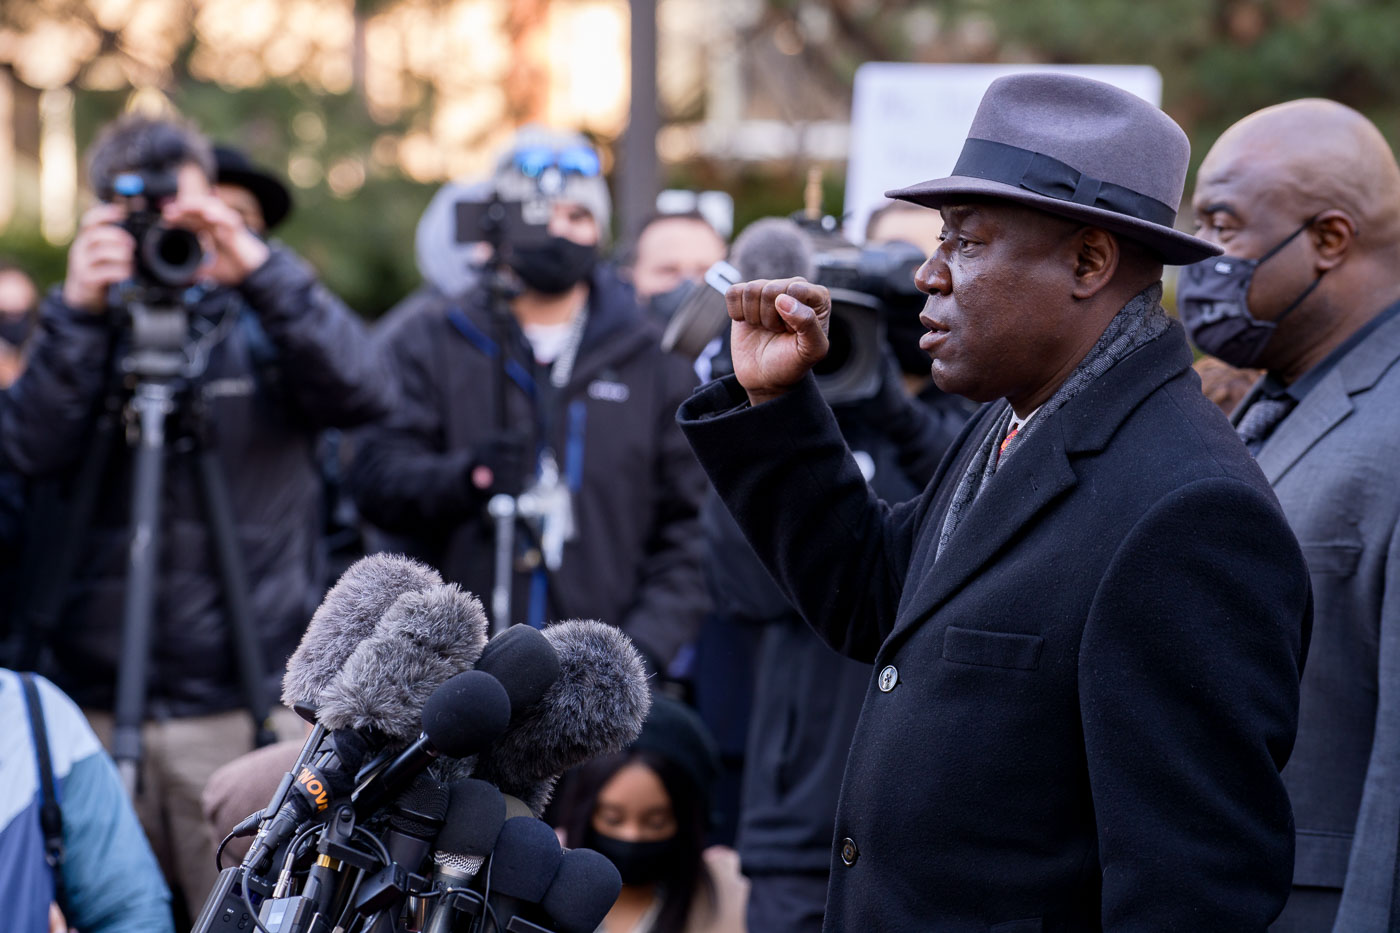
0 669 172 933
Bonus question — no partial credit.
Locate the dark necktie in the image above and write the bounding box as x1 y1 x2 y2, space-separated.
1236 396 1295 456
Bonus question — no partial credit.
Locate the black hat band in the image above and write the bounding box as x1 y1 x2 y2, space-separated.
952 138 1178 228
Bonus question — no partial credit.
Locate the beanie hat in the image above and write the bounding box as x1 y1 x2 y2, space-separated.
493 125 612 243
628 694 720 798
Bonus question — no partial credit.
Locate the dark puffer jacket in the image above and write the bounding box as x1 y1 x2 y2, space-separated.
349 265 708 667
2 249 393 716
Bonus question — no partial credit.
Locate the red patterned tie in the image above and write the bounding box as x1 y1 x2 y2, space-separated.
994 424 1019 470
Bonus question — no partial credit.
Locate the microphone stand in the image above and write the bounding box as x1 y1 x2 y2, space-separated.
480 195 523 637
478 194 578 636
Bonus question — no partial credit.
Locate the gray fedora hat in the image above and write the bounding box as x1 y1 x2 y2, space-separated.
885 72 1219 265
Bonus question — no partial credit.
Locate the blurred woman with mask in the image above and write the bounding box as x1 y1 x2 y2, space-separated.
555 695 748 933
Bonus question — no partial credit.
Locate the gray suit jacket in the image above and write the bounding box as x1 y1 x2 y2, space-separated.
1236 310 1400 931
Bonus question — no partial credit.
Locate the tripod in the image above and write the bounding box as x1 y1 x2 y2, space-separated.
21 291 277 796
469 195 577 636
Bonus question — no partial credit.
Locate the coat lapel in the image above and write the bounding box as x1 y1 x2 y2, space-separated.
892 423 1078 639
888 322 1196 646
1253 310 1400 483
1252 372 1352 484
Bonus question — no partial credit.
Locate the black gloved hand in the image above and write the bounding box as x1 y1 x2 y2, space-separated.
468 432 531 500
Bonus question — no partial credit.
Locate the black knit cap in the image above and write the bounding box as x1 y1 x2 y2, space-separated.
629 694 721 797
214 144 293 230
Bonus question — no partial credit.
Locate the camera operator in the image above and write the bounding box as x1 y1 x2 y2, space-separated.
1 113 393 915
350 126 708 674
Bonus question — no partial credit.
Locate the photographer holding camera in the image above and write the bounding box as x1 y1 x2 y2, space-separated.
351 127 708 674
2 113 392 916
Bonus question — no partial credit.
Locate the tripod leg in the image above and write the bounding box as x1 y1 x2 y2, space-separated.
113 382 176 797
195 447 276 749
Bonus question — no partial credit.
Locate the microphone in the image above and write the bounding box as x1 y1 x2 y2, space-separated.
245 554 439 873
538 848 623 933
428 624 563 785
316 582 490 745
241 729 370 874
730 216 816 281
420 779 508 933
384 774 451 875
475 624 562 725
352 669 512 816
282 554 443 713
483 817 564 931
365 775 450 933
470 620 651 816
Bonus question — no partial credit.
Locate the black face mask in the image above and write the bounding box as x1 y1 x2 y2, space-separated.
0 313 33 349
1178 218 1323 369
508 235 597 295
582 828 683 887
646 280 699 322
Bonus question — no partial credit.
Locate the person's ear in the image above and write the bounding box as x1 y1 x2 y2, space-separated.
1310 210 1356 272
1069 227 1119 300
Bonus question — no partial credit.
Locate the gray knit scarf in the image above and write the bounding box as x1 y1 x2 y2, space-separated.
934 283 1169 561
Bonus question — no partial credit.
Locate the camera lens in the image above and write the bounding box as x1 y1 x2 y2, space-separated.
142 225 204 288
814 314 853 376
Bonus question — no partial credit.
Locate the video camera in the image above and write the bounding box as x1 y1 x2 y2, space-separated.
808 239 926 403
662 235 927 405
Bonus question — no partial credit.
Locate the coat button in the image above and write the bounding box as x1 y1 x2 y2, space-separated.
878 665 899 692
840 837 859 866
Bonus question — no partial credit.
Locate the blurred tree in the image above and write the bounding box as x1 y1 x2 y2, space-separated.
756 0 1400 170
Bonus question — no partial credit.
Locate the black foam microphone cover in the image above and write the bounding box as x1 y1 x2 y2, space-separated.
351 671 512 817
437 779 508 859
470 620 650 815
540 848 624 933
474 624 562 723
490 817 563 903
422 669 512 757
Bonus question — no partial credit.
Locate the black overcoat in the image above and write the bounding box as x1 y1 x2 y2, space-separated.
678 322 1311 931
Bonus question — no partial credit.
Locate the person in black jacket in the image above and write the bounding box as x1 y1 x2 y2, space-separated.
0 114 392 915
350 127 707 672
678 73 1310 930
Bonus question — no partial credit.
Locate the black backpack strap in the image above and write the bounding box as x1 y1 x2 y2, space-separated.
19 672 67 912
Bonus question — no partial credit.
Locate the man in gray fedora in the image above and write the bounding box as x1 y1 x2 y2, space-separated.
678 73 1311 929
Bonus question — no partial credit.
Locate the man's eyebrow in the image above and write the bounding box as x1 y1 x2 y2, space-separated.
941 205 979 225
1198 201 1241 218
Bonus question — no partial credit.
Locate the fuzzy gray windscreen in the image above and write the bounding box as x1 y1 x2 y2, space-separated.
315 583 490 744
281 554 442 712
730 216 816 282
